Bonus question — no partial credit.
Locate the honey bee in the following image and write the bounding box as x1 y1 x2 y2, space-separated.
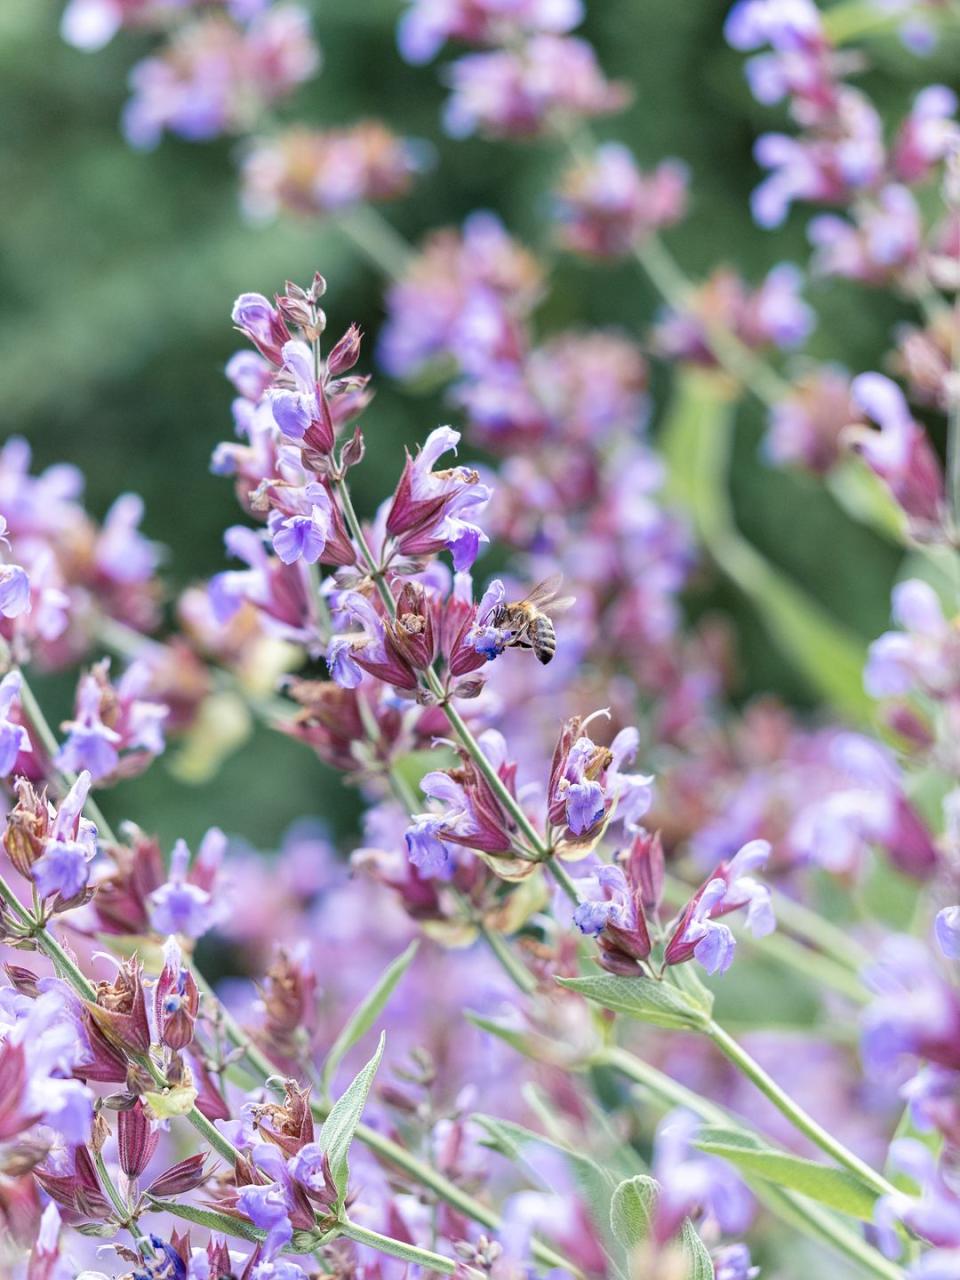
491 574 575 665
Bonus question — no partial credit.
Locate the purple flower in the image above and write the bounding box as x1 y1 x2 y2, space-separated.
236 1180 293 1259
0 563 30 618
31 772 97 901
0 986 94 1145
56 671 121 782
404 813 454 877
652 1109 754 1244
713 1243 760 1280
270 340 320 441
935 907 960 960
148 834 225 939
0 671 30 777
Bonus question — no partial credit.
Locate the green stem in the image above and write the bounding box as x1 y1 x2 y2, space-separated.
339 1217 456 1274
332 469 579 904
634 235 792 410
477 917 537 994
599 1047 905 1280
706 1020 897 1199
336 204 412 283
191 970 579 1276
0 870 242 1170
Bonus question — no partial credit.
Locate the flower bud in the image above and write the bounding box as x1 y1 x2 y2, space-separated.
327 323 363 376
145 1152 210 1198
154 937 200 1051
117 1099 159 1178
339 425 366 472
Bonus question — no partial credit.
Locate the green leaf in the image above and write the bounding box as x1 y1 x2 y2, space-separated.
321 943 417 1098
319 1032 385 1210
680 1219 715 1279
609 1175 658 1251
557 973 710 1030
660 369 872 726
694 1126 879 1220
147 1198 263 1244
826 459 905 544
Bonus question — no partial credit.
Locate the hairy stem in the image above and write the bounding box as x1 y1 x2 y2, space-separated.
338 1217 456 1274
601 1046 905 1280
706 1020 897 1199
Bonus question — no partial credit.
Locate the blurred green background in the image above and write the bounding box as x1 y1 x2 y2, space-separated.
1 0 949 848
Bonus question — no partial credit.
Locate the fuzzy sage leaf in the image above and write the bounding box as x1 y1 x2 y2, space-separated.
319 1031 385 1210
694 1125 879 1220
557 973 711 1030
320 942 417 1098
609 1175 658 1251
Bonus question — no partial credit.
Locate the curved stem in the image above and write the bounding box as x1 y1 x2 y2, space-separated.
600 1046 905 1280
633 234 792 409
339 1217 456 1274
706 1020 897 1199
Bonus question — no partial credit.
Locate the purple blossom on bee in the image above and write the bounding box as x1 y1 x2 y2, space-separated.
31 771 98 902
148 831 226 939
0 671 30 776
467 577 508 661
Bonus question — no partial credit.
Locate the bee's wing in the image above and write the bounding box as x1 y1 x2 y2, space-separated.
544 595 576 616
521 573 568 609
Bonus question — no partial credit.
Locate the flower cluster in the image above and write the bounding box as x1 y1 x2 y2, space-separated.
23 0 960 1277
